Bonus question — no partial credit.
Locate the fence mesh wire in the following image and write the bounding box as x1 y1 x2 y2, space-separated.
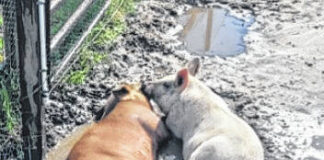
50 0 107 70
0 0 24 160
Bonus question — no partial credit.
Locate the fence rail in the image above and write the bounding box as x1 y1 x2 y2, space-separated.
50 0 64 11
50 0 111 84
50 0 94 51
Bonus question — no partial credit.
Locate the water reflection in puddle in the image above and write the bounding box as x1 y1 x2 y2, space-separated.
178 7 254 57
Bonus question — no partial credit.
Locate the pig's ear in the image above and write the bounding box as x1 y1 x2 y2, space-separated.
187 58 200 76
174 68 189 92
112 87 129 99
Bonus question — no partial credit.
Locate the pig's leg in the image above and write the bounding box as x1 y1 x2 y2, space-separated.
187 136 237 160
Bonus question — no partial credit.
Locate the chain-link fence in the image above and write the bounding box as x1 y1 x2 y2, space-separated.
0 0 24 159
50 0 108 77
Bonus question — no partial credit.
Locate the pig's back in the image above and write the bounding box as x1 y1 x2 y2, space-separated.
68 102 161 160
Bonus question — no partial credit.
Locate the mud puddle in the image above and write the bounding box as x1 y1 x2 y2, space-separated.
178 7 254 57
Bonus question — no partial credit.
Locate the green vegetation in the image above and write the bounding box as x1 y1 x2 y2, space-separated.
0 14 19 135
51 0 83 36
66 0 135 84
66 48 106 84
90 0 135 48
0 81 16 134
0 53 3 63
90 12 126 48
0 16 3 26
0 15 4 63
50 0 107 66
0 38 3 50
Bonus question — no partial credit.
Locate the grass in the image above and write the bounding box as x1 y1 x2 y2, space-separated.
50 0 84 36
0 16 3 26
0 54 3 63
0 81 16 134
66 0 135 85
50 0 107 66
90 11 126 49
0 15 3 63
0 38 3 50
92 0 135 45
65 48 106 84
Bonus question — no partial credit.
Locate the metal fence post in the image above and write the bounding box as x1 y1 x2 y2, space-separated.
15 0 45 159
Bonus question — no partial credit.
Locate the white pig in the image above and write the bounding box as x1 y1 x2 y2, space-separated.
142 58 264 160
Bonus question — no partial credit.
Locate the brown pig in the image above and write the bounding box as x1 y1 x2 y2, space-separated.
46 84 169 160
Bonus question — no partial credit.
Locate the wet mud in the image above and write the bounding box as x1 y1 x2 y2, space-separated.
45 0 324 160
179 7 253 57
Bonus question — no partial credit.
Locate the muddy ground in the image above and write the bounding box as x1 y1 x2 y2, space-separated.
45 0 324 160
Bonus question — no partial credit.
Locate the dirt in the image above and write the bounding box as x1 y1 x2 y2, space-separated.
45 0 324 160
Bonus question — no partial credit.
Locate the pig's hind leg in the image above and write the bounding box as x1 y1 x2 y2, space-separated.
188 136 239 160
